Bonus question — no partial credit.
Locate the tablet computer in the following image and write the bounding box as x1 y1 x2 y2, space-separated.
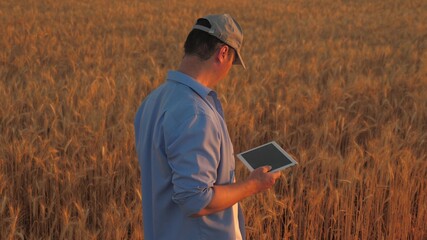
237 141 298 173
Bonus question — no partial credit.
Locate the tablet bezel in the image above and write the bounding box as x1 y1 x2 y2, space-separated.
236 141 298 173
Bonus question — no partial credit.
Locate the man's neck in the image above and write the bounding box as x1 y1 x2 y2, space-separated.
178 55 218 88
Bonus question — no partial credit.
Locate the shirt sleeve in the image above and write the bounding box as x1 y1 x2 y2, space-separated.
164 112 220 216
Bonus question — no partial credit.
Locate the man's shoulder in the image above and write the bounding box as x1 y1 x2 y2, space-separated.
166 96 213 124
139 80 214 125
161 82 214 123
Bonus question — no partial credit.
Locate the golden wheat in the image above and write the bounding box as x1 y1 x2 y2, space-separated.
1 0 426 239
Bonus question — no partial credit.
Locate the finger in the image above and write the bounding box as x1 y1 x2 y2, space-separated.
272 171 281 179
263 165 272 173
254 166 270 173
266 170 281 179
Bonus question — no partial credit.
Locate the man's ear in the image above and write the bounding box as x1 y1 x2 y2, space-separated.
217 45 229 63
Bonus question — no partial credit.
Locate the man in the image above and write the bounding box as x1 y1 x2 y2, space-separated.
134 14 281 240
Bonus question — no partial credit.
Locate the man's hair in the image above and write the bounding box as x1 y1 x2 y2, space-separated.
184 19 224 60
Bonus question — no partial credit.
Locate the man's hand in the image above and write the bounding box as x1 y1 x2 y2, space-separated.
245 166 282 195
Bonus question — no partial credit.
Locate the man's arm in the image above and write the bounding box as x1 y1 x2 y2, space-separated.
192 166 281 217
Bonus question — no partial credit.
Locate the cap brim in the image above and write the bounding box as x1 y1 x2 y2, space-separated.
233 50 246 69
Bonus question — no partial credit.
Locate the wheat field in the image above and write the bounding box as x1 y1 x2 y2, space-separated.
1 0 426 239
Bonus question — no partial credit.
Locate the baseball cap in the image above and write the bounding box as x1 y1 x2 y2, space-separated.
192 14 246 69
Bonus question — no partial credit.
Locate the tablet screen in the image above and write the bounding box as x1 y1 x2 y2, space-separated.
237 141 298 172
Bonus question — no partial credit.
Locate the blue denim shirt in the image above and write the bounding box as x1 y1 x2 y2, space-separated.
134 71 245 240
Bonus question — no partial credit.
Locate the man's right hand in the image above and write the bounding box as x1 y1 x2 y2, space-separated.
246 166 282 194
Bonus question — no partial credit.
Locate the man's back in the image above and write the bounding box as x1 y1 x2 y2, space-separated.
134 71 244 240
134 14 282 240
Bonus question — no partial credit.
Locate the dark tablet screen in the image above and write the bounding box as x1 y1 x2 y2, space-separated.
240 142 295 171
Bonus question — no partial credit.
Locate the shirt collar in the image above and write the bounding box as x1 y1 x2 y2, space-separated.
166 70 212 98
